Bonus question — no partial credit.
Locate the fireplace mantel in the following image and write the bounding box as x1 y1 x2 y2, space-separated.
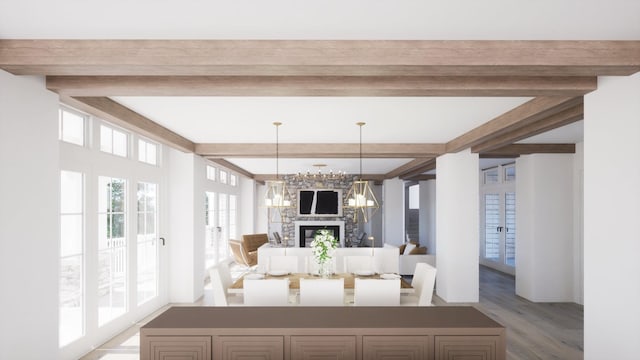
295 220 345 247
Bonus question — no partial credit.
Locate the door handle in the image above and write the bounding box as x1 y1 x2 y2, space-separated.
160 237 166 246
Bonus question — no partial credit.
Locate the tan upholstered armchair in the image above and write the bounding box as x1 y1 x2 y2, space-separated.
228 234 269 267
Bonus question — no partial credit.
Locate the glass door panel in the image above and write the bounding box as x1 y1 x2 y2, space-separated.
484 193 501 261
504 192 516 266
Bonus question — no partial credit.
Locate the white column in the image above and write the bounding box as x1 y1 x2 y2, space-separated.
436 149 479 302
419 180 436 254
167 150 205 302
0 71 60 358
584 73 640 360
383 178 405 246
515 154 575 302
240 177 257 235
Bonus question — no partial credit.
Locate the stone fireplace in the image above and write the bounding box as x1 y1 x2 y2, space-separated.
295 220 345 247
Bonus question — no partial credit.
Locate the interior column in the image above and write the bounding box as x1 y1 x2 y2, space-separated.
584 72 640 359
435 149 479 302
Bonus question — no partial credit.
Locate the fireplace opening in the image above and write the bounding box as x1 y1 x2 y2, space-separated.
299 226 340 247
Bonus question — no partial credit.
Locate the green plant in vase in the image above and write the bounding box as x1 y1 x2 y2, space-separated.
310 229 338 278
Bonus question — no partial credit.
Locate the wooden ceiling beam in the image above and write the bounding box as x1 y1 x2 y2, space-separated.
480 143 576 157
2 40 639 76
403 174 437 182
62 96 195 153
385 158 436 179
46 75 597 97
195 143 444 158
445 96 583 153
471 102 583 153
399 159 437 179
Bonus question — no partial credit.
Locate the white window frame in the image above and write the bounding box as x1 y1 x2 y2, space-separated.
99 123 129 158
206 165 217 181
219 170 228 184
59 106 88 147
137 138 158 166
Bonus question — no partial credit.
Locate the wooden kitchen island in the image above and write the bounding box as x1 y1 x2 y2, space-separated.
141 306 505 360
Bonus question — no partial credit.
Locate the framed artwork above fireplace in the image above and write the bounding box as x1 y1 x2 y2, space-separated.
297 189 343 217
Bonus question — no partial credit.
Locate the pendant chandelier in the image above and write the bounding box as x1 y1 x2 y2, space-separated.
264 122 293 219
344 122 379 223
293 163 347 182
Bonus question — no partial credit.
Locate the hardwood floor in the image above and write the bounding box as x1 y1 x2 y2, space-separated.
80 265 583 360
432 266 583 360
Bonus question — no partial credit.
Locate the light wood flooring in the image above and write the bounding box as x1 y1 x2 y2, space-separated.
80 265 583 360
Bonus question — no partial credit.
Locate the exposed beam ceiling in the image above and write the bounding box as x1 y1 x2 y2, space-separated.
399 159 438 180
479 144 576 158
445 96 583 153
471 102 583 153
2 40 639 76
46 75 597 97
2 40 620 179
385 158 437 179
195 143 444 159
62 96 195 153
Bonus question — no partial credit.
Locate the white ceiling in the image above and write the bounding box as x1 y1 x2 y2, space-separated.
1 0 639 40
3 0 632 175
111 96 533 144
110 96 582 174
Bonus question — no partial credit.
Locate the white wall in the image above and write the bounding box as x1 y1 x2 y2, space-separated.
436 149 479 302
573 142 584 305
383 178 405 246
584 73 640 360
0 71 60 359
167 150 201 302
419 180 436 254
515 154 575 302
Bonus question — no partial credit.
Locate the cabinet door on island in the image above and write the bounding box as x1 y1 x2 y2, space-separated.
142 336 211 360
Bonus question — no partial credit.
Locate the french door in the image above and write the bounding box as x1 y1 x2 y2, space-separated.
480 187 516 274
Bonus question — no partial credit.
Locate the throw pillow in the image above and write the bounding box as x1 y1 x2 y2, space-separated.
399 244 407 254
409 246 427 255
403 242 416 255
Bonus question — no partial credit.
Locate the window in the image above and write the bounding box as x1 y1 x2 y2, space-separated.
138 139 158 165
219 170 228 184
137 182 158 305
100 124 128 157
98 176 127 325
230 174 238 186
59 107 86 146
504 164 516 182
504 192 516 266
483 167 499 184
483 193 501 261
60 171 84 346
206 165 216 181
408 184 419 209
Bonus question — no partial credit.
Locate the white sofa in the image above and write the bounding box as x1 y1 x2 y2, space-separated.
399 253 436 275
257 244 399 274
